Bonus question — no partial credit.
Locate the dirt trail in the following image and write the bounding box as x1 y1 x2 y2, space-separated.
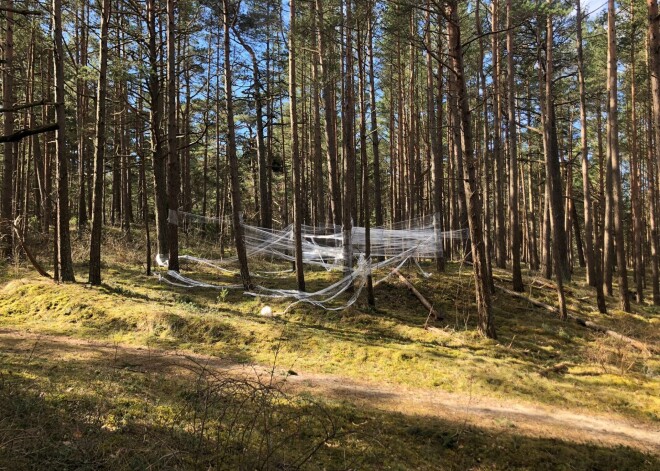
0 329 658 454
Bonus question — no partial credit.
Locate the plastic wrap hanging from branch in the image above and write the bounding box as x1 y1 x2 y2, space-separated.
154 211 469 310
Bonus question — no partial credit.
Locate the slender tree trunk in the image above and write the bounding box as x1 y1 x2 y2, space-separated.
476 2 494 286
342 0 356 278
630 0 643 303
1 0 14 260
607 0 630 312
88 0 111 285
576 0 596 287
491 0 506 269
544 5 567 319
311 34 324 228
428 5 445 272
447 0 496 339
289 0 305 291
224 0 252 289
647 0 660 304
316 0 341 227
235 34 270 229
506 0 523 291
147 0 168 261
75 2 88 232
358 20 374 306
368 3 383 227
53 0 75 282
166 0 179 272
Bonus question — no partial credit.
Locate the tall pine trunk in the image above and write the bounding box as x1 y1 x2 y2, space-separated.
88 0 111 285
447 0 496 339
166 0 180 272
53 0 75 282
607 0 630 312
224 0 252 289
506 0 523 291
1 0 14 260
289 0 305 291
647 0 660 304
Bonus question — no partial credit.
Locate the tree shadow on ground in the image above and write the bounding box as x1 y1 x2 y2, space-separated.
0 344 657 471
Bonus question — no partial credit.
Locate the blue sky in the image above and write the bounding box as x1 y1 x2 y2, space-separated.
584 0 607 15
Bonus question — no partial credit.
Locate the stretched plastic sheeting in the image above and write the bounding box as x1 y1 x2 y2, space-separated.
155 212 468 311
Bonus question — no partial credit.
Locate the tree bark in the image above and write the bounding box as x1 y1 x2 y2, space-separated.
289 0 305 291
224 0 252 289
491 0 506 269
447 0 496 339
316 0 341 227
1 0 14 259
607 0 630 312
647 0 660 304
166 0 180 272
342 0 356 279
576 0 597 287
147 0 168 261
53 0 75 282
88 0 111 286
544 4 567 319
368 2 383 227
506 0 523 291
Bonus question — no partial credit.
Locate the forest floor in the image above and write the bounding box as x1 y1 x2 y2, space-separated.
0 227 659 469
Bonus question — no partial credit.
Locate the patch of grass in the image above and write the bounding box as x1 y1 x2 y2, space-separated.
0 342 656 470
1 227 659 427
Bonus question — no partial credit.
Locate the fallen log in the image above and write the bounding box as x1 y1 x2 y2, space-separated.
495 284 657 354
392 268 443 321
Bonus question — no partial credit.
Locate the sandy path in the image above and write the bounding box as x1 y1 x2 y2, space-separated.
0 329 657 454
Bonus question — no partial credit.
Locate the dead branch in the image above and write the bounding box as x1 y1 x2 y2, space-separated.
392 268 443 322
0 123 58 143
495 284 657 354
11 220 51 279
0 6 41 15
0 100 49 113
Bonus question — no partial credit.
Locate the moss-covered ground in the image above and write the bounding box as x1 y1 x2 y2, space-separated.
0 227 658 469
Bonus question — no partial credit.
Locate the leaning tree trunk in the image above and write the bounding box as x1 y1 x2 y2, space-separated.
447 0 496 339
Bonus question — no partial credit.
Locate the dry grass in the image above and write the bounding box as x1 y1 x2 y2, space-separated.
0 226 658 469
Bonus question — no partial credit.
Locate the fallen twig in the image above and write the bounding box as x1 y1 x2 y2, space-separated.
495 284 657 354
392 268 444 322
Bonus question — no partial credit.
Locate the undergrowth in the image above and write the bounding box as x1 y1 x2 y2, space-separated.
0 226 658 468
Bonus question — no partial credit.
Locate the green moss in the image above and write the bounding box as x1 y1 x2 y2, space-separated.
1 231 659 427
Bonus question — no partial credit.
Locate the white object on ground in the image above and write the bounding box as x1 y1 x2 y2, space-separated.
260 305 273 316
